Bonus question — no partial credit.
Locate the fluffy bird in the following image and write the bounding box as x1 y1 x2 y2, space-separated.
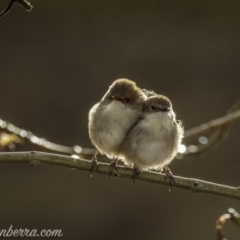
120 94 183 180
88 78 146 172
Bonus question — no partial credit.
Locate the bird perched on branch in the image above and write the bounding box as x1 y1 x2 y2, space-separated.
120 94 184 182
88 78 146 173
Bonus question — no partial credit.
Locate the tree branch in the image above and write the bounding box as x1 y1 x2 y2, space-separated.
0 118 95 156
1 151 240 201
184 110 240 139
0 0 33 19
216 208 240 240
177 99 240 158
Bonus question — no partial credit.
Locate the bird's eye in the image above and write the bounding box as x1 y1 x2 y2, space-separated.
150 106 157 111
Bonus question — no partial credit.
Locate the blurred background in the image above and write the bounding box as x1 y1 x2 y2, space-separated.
0 0 240 239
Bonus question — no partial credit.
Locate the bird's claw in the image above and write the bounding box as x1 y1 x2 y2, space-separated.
108 158 119 178
90 156 99 176
108 164 118 178
130 168 139 184
163 166 175 191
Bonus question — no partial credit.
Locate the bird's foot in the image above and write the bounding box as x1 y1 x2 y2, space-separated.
130 168 139 184
163 166 175 191
90 156 99 177
108 158 118 178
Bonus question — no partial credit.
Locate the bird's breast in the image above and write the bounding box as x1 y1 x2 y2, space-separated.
90 100 140 156
141 112 174 134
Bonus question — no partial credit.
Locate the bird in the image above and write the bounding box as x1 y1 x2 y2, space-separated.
88 78 146 174
141 88 156 97
120 94 184 182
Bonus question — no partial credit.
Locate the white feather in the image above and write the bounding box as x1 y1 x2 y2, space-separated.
121 110 183 171
89 100 141 158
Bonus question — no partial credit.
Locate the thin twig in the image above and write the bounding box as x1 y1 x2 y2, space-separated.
184 110 240 139
216 212 230 240
0 0 33 19
17 0 33 11
179 124 231 158
0 0 16 18
178 103 240 158
0 118 95 156
228 208 240 229
216 208 240 240
0 151 240 201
